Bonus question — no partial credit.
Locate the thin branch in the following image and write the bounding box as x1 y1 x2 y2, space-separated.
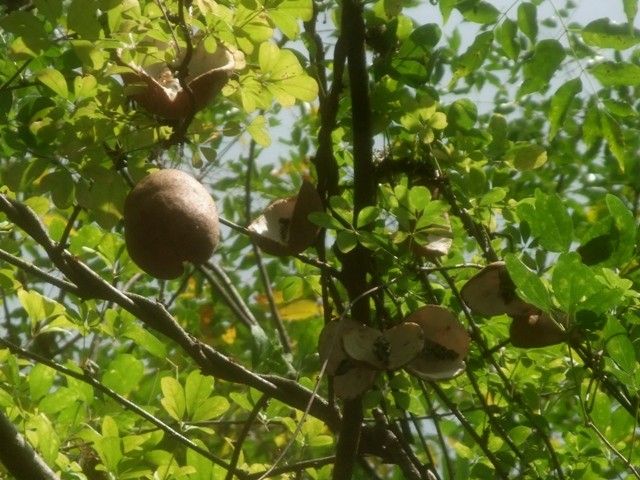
225 394 270 480
0 248 80 294
244 138 292 353
248 456 336 480
198 263 259 330
0 407 59 480
427 381 510 480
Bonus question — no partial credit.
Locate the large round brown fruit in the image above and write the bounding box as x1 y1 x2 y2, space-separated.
124 169 220 279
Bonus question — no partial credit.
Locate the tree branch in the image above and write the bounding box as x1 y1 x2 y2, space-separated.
0 408 59 480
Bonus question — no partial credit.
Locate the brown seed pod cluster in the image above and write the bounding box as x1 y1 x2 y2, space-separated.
318 305 469 399
123 169 220 279
120 39 239 119
460 261 567 348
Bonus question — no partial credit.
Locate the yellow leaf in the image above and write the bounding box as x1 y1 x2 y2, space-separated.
221 326 236 345
277 299 322 321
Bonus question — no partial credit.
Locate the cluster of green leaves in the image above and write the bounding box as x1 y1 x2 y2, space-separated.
0 0 639 479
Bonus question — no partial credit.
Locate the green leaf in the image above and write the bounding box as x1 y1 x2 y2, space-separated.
122 323 167 359
192 396 230 422
505 143 548 170
391 24 442 87
623 0 638 25
600 111 626 172
73 74 98 100
582 101 601 147
447 99 477 131
357 206 380 228
267 0 313 38
516 190 573 252
497 18 519 60
259 42 318 106
102 354 144 396
517 2 538 42
605 194 636 265
548 78 582 140
98 416 122 472
457 1 500 24
551 253 595 314
185 370 214 419
36 68 69 99
452 31 494 80
247 115 271 147
582 18 640 50
29 364 56 402
67 0 101 40
479 187 507 206
407 186 431 212
18 289 67 328
160 377 186 421
336 230 358 253
308 211 344 230
590 61 640 86
504 254 551 311
602 99 637 117
518 40 566 96
603 317 636 374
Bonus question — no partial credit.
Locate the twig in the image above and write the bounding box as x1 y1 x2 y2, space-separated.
0 58 33 92
587 421 640 479
243 138 292 353
198 263 259 330
225 394 269 480
57 205 82 248
0 248 80 294
427 381 510 480
248 456 336 479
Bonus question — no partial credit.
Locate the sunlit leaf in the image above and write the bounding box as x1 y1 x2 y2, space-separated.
548 78 582 140
582 18 640 50
517 2 538 42
518 40 565 96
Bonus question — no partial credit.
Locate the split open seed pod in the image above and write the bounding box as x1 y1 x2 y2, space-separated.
342 322 425 371
460 262 533 317
248 180 323 256
318 319 361 376
318 319 377 399
124 169 219 279
120 38 239 119
509 311 566 348
333 366 378 400
404 305 470 380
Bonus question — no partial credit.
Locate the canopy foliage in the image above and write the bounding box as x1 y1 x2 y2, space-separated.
0 0 639 479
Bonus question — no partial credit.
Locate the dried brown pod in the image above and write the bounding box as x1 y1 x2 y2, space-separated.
342 322 425 371
333 366 378 400
404 305 470 380
318 319 361 376
509 311 566 348
318 319 378 399
460 261 533 317
248 180 323 256
124 169 219 279
120 39 238 119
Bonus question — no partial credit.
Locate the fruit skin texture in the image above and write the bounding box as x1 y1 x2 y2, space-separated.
124 169 219 279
